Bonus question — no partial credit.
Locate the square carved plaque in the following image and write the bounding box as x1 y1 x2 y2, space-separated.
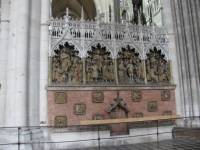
93 114 104 120
131 90 142 102
55 92 67 104
148 101 158 112
92 91 104 103
161 90 170 101
74 103 86 115
54 116 67 128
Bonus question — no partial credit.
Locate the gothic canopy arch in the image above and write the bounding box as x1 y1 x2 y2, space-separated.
52 0 97 20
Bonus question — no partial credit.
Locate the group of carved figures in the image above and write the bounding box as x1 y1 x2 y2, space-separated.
146 48 170 82
52 43 83 84
118 48 143 83
86 46 114 83
51 43 170 85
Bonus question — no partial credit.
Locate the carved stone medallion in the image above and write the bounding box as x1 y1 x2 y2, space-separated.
74 103 86 115
93 114 104 120
148 101 158 112
131 90 142 102
161 90 170 101
92 91 104 103
55 92 67 104
54 116 67 128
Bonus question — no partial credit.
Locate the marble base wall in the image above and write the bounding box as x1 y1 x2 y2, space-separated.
47 85 176 126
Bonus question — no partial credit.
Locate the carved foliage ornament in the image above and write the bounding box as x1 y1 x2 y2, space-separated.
54 116 67 128
146 47 170 83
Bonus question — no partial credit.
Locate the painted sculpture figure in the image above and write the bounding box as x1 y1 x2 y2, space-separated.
51 44 170 85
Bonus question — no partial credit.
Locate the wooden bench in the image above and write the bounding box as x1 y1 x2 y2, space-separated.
80 115 180 126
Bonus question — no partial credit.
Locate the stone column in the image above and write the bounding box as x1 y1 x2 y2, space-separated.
0 0 10 126
170 0 200 117
160 0 183 117
113 0 120 23
27 0 41 126
82 58 86 84
142 60 147 84
114 59 119 85
5 0 30 126
40 0 50 125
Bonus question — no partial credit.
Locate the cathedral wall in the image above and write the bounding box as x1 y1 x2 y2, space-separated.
0 0 10 126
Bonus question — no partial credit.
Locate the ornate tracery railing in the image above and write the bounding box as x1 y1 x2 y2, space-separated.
48 15 170 86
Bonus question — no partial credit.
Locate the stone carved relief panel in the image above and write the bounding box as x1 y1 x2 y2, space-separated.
161 90 171 101
51 43 172 86
86 44 115 84
107 93 129 119
148 101 158 112
92 91 104 103
55 92 67 104
52 42 83 85
54 116 67 128
146 47 170 83
74 103 86 115
131 90 142 102
117 46 144 84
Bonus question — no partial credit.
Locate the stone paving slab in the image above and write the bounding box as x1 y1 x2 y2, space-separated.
66 138 200 150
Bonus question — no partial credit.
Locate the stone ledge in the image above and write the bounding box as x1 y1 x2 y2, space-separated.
47 84 176 91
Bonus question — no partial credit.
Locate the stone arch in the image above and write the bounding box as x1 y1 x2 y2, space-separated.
86 42 114 58
144 44 169 60
117 44 143 59
51 40 82 58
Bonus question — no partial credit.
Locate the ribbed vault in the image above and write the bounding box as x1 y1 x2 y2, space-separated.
52 0 96 20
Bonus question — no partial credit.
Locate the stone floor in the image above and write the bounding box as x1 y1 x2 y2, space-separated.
68 138 200 150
